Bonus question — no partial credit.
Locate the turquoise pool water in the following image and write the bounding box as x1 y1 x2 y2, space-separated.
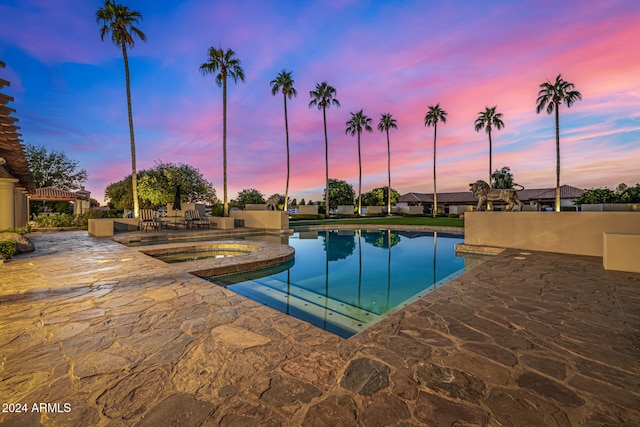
210 229 474 338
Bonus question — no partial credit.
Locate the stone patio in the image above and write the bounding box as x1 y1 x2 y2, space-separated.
0 230 638 426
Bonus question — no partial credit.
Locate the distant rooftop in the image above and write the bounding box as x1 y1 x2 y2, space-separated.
399 185 586 204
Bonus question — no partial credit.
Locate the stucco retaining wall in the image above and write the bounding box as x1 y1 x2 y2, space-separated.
230 210 289 230
464 211 640 256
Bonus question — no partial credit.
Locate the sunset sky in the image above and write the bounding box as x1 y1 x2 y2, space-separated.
1 0 639 205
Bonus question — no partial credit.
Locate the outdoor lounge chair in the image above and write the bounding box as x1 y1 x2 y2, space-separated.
139 209 160 232
185 209 214 229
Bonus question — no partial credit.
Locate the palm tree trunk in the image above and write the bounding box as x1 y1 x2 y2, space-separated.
555 103 561 212
223 77 228 217
122 43 139 218
386 129 391 216
357 132 362 215
432 124 437 218
284 94 290 212
323 107 329 216
487 129 493 211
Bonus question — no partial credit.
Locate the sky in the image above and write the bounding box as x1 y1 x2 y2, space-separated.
1 0 639 205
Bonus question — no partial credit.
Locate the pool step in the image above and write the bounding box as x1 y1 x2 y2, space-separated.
229 278 381 331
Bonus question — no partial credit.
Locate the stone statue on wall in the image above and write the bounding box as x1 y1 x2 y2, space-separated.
266 195 279 211
470 180 524 211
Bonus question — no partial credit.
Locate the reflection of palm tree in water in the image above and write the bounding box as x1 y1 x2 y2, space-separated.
433 232 438 290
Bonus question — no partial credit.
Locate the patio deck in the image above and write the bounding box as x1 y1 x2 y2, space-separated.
0 230 638 426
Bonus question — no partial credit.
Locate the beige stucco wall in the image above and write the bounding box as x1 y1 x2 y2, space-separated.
603 233 640 273
230 210 289 230
298 205 318 215
464 212 640 256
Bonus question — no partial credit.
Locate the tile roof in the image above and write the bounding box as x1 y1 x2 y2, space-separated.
30 187 83 201
399 185 585 204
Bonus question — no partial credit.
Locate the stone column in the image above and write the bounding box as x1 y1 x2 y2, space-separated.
0 178 18 229
14 186 26 227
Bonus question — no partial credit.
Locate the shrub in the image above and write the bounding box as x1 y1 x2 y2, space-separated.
0 224 32 234
447 213 459 218
210 204 224 217
0 240 17 258
289 214 325 221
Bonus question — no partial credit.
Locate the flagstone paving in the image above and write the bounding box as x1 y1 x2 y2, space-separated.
0 230 639 426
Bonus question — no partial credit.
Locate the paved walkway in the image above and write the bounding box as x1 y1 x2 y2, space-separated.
0 231 638 426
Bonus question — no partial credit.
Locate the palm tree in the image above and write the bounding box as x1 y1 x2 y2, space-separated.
378 113 397 216
424 104 447 217
270 70 297 212
309 82 340 214
474 106 504 186
345 110 373 215
200 48 245 217
536 74 582 212
97 0 146 218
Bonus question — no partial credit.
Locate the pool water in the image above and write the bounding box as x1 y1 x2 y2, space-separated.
153 249 252 263
210 230 476 338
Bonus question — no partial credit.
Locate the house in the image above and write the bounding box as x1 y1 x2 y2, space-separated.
398 185 586 214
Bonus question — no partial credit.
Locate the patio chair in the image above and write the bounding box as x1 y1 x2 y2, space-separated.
139 209 159 232
185 209 213 229
191 209 214 229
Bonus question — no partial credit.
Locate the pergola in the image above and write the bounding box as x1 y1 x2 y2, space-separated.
0 60 35 228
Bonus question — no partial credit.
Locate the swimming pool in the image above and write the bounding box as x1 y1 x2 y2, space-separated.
209 229 478 338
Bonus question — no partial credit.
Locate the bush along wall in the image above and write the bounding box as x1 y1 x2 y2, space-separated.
0 240 17 259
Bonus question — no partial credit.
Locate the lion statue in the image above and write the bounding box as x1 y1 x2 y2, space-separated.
265 194 280 211
470 180 524 211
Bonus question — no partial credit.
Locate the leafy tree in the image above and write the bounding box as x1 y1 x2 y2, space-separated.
299 198 306 206
137 161 216 206
105 162 216 209
424 104 448 217
360 187 400 207
309 82 340 215
105 176 133 210
236 188 265 208
573 183 640 205
536 74 582 212
290 198 297 207
322 230 356 261
200 47 245 217
270 70 297 211
474 106 504 188
97 0 146 218
362 230 401 249
491 166 514 189
345 110 373 215
25 144 88 190
324 178 355 210
619 183 640 203
378 113 397 216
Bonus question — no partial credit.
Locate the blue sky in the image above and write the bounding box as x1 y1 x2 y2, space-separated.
1 0 639 204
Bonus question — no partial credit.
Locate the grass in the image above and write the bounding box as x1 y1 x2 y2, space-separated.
290 216 464 227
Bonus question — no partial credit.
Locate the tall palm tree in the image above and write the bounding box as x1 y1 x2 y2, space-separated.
536 74 582 212
474 106 504 186
424 104 447 217
346 110 373 215
97 0 145 218
270 70 297 212
378 113 397 216
309 82 340 214
200 47 245 217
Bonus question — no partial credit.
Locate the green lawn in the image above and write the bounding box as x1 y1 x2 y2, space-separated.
290 216 464 227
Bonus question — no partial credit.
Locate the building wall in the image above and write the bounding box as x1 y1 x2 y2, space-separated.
464 212 640 257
